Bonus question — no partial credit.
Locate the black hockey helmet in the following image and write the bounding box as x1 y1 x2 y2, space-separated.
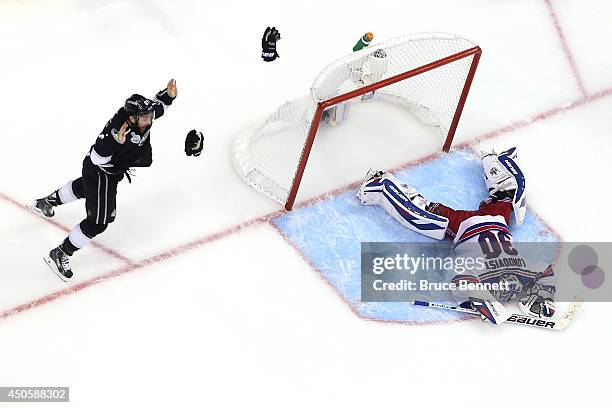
124 94 154 118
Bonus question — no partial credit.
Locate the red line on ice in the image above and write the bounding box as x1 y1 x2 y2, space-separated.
458 87 612 147
0 212 282 320
2 86 612 320
543 0 588 97
267 221 474 326
0 191 134 264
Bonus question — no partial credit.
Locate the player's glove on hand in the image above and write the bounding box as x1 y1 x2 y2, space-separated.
185 129 204 157
261 26 281 62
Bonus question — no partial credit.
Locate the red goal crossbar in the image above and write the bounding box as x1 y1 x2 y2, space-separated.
284 46 482 210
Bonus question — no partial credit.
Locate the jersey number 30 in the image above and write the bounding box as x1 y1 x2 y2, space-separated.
478 231 518 259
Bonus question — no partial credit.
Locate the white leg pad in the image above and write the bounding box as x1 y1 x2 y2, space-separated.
358 173 449 240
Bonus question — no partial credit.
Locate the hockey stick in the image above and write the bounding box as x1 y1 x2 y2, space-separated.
413 299 582 331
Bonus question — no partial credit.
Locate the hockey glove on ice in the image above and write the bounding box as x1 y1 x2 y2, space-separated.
185 129 204 157
261 26 281 62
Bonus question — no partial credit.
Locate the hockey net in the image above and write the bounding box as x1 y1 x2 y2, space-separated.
233 33 481 210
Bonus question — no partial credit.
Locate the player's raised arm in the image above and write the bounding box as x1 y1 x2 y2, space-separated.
152 78 177 119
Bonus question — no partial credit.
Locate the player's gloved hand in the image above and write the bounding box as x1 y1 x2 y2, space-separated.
261 27 281 62
156 79 177 105
185 129 204 157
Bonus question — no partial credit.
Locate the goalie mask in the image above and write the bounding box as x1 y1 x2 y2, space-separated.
519 294 556 318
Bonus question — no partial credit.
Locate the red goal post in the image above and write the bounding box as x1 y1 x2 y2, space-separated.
232 33 482 211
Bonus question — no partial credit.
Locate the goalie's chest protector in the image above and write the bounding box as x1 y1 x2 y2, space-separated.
452 215 547 284
453 214 511 253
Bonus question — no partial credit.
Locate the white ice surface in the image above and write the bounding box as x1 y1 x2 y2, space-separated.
0 0 611 407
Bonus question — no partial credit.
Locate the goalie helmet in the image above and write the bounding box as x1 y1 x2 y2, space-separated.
124 94 154 118
519 294 556 318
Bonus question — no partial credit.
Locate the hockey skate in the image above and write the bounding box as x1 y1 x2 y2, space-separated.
356 169 386 205
28 192 60 218
44 246 73 282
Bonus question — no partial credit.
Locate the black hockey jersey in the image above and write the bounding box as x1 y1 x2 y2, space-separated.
88 88 175 174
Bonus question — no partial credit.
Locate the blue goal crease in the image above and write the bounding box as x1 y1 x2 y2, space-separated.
272 149 559 323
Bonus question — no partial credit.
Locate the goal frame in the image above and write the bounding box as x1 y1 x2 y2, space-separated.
284 46 482 211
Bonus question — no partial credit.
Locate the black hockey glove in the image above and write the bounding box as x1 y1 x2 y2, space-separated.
185 129 204 157
261 26 281 62
156 88 175 105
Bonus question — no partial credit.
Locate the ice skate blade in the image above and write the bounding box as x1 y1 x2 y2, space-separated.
27 203 44 217
43 256 69 282
27 201 54 218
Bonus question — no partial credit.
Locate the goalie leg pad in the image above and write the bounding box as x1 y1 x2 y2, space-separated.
357 171 449 240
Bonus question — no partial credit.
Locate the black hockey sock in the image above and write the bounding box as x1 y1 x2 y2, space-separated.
59 239 78 256
45 190 62 206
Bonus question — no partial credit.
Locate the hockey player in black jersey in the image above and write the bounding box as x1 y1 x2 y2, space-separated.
29 79 198 281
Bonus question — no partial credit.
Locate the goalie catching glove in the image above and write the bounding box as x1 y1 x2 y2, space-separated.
185 129 204 157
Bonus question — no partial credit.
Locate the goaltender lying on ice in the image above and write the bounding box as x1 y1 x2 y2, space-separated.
356 147 557 326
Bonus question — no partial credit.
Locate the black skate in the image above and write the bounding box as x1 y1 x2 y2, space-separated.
29 192 60 218
29 198 55 217
44 246 73 282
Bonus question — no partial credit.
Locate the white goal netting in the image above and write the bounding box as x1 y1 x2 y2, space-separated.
233 32 479 207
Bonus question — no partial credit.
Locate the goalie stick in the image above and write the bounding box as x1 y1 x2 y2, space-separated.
413 299 582 331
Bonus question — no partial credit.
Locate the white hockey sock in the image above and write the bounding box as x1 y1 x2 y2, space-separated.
67 224 91 250
57 180 80 205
